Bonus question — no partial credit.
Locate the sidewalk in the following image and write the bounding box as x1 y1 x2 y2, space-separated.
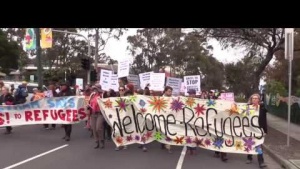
264 113 300 169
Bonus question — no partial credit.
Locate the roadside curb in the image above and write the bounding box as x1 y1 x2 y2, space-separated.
263 144 298 169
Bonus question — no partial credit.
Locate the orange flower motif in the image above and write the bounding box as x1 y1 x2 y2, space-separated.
104 99 113 109
148 96 168 113
185 97 196 108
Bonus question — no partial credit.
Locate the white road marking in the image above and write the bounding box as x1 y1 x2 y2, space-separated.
176 146 187 169
3 144 69 169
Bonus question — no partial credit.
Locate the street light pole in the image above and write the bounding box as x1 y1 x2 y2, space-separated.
52 29 91 84
285 28 294 147
35 28 43 89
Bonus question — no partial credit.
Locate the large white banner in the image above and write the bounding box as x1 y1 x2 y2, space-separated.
100 69 112 91
166 77 182 96
184 75 201 95
0 96 87 126
98 95 265 154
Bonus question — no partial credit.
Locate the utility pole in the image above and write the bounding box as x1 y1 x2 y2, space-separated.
95 29 99 81
285 28 294 147
35 28 43 89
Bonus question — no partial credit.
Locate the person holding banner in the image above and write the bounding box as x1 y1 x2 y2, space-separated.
59 82 74 141
246 93 267 168
44 84 58 130
89 85 105 149
0 86 15 134
161 86 173 153
187 89 197 155
115 86 127 151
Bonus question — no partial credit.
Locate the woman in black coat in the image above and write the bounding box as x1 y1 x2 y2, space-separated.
246 93 267 168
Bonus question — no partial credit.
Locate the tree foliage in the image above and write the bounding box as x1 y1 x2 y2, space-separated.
0 29 21 74
199 28 285 94
127 28 225 90
264 29 300 95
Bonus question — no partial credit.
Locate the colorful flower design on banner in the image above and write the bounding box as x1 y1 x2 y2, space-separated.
243 137 255 150
229 103 240 116
115 98 130 112
165 136 172 142
213 137 224 149
185 136 193 144
194 103 206 116
135 135 140 141
146 131 153 139
148 96 168 113
139 99 146 107
170 97 184 112
129 95 137 102
206 99 216 107
185 97 196 108
154 132 163 141
116 136 123 144
241 105 256 117
226 139 232 145
126 135 133 142
194 138 205 147
235 141 243 150
174 136 184 144
205 138 211 146
141 135 147 143
104 99 113 109
140 108 147 114
255 145 263 154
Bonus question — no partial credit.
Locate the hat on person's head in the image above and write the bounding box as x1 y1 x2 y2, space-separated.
126 83 134 92
92 84 102 92
187 89 196 95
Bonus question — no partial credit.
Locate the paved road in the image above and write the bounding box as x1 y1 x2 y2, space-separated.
0 124 282 169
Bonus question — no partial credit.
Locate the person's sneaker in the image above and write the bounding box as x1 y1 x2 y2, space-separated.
142 147 147 152
65 136 70 141
45 127 49 130
123 146 127 150
246 159 252 164
115 147 120 151
259 163 267 168
100 140 105 149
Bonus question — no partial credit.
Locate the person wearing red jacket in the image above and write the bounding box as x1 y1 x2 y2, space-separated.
88 85 105 149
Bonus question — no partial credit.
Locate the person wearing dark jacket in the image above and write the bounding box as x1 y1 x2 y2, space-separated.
0 87 15 134
59 82 74 141
14 81 28 104
246 93 267 168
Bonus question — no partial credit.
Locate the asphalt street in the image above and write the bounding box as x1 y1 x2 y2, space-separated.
0 124 282 169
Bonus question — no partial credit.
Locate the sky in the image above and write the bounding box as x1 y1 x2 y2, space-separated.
100 28 245 63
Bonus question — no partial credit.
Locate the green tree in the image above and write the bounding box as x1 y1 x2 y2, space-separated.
0 29 21 74
128 28 225 90
200 28 286 94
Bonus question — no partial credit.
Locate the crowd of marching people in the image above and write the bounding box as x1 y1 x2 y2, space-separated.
0 80 268 168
